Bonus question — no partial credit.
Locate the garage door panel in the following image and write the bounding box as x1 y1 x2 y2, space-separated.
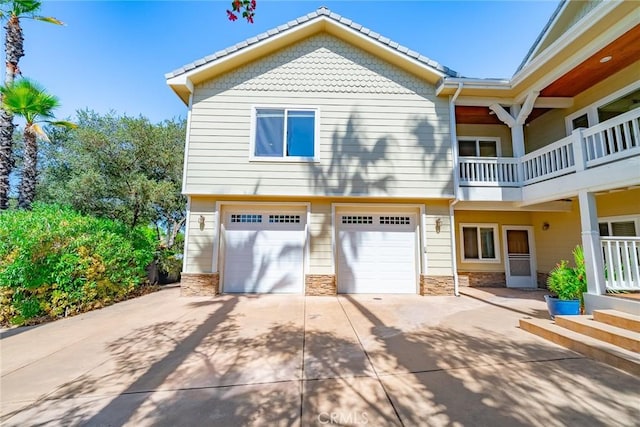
223 211 305 294
337 212 418 294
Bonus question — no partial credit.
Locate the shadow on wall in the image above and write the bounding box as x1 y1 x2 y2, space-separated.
410 114 454 198
307 112 395 287
220 227 302 294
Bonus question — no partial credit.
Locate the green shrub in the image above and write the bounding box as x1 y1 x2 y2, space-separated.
0 203 155 325
547 246 587 304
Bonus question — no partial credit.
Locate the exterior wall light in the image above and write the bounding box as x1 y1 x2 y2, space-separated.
542 222 550 231
435 218 442 234
198 215 205 230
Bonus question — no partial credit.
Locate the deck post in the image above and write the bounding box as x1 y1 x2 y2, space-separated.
578 190 606 295
510 105 526 184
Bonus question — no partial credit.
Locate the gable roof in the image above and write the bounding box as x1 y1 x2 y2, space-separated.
516 0 567 73
166 7 460 103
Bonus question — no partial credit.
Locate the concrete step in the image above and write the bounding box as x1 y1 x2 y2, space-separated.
593 309 640 333
555 315 639 353
519 317 640 376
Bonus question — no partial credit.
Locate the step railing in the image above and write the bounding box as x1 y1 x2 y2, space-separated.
601 237 640 291
458 108 640 187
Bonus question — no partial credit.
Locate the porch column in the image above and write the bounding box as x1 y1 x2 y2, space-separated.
510 105 526 158
578 190 606 295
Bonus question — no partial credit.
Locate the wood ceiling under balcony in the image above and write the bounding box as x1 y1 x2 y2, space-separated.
456 24 640 125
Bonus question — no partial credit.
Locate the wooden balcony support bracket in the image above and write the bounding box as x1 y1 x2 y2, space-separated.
488 103 516 128
515 91 540 126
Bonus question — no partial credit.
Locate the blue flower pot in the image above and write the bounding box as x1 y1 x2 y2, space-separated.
544 295 580 319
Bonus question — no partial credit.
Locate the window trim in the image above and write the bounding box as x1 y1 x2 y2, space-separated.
249 105 320 162
564 80 640 136
598 215 640 237
459 223 501 263
457 136 502 157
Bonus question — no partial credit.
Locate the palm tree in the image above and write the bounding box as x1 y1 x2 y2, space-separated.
0 79 74 209
0 0 63 209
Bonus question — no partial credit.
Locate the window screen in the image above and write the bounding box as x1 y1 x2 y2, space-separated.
255 109 284 157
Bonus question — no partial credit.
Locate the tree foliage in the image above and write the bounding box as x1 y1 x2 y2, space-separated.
0 78 75 209
0 0 64 210
227 0 256 23
37 110 187 247
0 203 155 325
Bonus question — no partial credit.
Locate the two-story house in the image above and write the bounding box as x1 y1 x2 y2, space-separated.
166 0 639 315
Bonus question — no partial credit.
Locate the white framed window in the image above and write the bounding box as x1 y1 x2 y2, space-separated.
460 223 500 262
250 107 319 162
565 81 640 136
598 215 640 237
458 137 501 157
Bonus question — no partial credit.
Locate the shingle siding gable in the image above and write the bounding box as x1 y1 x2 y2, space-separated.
197 35 435 97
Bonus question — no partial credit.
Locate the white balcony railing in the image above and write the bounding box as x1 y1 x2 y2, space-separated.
458 157 519 186
601 237 640 291
582 109 640 168
459 108 640 187
521 135 575 185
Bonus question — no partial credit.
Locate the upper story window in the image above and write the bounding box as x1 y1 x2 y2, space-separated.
566 83 640 135
252 107 319 161
458 137 500 157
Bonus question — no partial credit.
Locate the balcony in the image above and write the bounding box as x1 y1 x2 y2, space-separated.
459 108 640 189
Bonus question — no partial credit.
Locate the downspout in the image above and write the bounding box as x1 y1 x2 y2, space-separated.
449 83 463 296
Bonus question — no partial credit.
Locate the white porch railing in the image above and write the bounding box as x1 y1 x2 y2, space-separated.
582 109 640 168
601 237 640 291
521 135 575 185
458 157 519 186
459 108 640 187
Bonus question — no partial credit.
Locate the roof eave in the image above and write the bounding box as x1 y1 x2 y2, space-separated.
166 8 458 103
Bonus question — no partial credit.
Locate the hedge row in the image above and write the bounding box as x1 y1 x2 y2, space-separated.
0 204 156 325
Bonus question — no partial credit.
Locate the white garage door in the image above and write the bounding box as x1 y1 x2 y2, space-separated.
223 210 305 293
338 213 418 294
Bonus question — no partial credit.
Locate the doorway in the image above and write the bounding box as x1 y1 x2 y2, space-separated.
503 226 537 288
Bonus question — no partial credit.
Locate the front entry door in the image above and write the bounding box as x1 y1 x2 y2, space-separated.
503 226 537 288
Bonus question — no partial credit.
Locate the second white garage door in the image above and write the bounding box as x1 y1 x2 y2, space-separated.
222 210 305 293
337 212 418 293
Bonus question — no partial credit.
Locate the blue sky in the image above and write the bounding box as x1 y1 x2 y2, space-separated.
18 1 560 123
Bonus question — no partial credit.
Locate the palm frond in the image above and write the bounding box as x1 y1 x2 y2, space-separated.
47 120 77 129
0 78 60 125
33 15 63 25
30 123 50 141
9 0 41 16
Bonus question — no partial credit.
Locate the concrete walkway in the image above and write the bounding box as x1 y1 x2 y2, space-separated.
1 286 638 426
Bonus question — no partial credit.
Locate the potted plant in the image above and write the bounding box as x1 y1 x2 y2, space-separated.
545 246 587 319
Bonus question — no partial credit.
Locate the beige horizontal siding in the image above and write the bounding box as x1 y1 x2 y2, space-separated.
425 202 453 275
309 201 333 274
184 196 217 273
185 34 453 199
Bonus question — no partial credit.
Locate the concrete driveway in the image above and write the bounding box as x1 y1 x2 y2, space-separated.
1 286 638 426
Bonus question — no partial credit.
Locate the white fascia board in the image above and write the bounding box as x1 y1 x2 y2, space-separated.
169 18 323 85
455 96 573 108
436 78 511 96
521 0 570 69
167 16 449 96
511 1 625 100
325 21 448 81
